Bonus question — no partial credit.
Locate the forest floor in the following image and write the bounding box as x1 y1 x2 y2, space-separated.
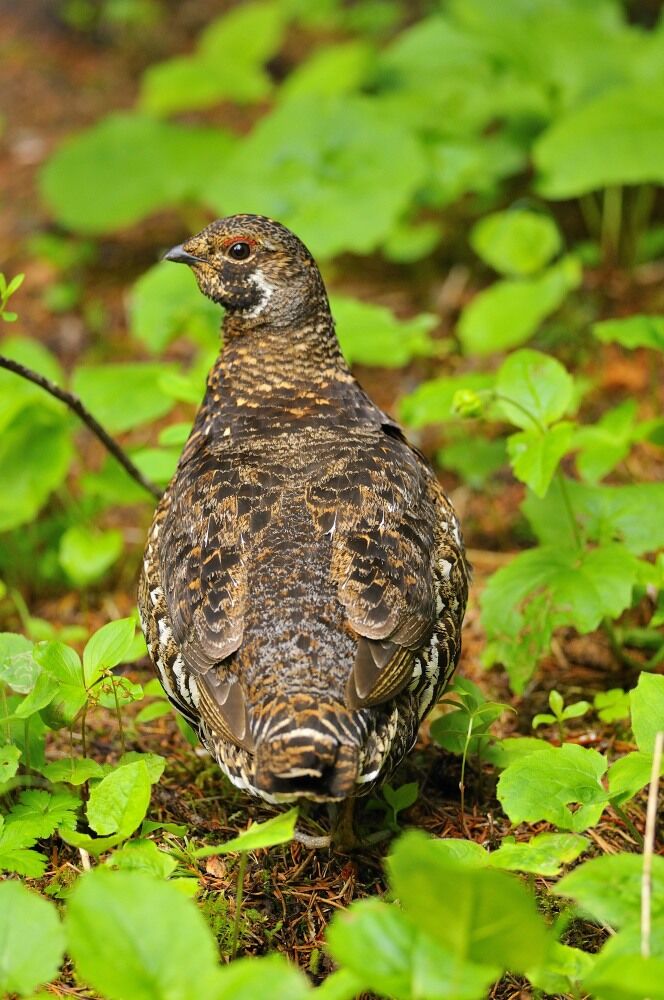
0 4 662 999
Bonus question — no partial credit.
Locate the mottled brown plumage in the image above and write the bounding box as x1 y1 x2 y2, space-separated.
138 215 469 805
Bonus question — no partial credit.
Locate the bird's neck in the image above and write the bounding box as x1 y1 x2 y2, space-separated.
197 307 361 436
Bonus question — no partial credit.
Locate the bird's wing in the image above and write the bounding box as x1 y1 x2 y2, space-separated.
308 430 458 709
158 450 276 749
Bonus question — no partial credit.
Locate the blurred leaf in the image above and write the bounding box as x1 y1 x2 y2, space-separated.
105 839 177 879
0 881 64 996
535 83 664 197
59 525 123 587
203 95 427 259
488 832 588 876
497 744 607 831
593 314 664 351
130 262 221 353
280 40 374 100
0 409 72 533
555 854 664 929
608 751 664 807
399 374 494 429
140 1 286 114
214 954 312 1000
584 951 664 1000
496 349 574 429
40 113 234 234
437 435 507 489
471 210 561 276
0 633 38 693
594 688 630 723
630 672 664 754
331 295 437 367
73 362 176 433
573 400 638 483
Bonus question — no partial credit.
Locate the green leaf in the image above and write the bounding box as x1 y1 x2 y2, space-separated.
280 40 373 100
59 525 123 587
6 789 80 839
0 881 64 995
573 400 638 484
105 839 177 879
112 751 165 784
0 816 44 876
584 951 664 1000
72 362 176 434
66 869 222 1000
506 422 574 496
0 744 21 784
30 641 86 728
496 349 574 429
387 830 551 972
555 853 664 929
488 832 589 876
482 737 545 769
194 807 297 857
203 95 427 259
331 295 437 368
527 942 595 997
41 757 103 785
215 954 312 1000
0 633 38 693
0 409 73 533
458 256 581 355
140 1 286 114
437 435 507 489
534 82 664 198
470 210 561 276
608 751 664 807
497 744 607 832
83 617 136 687
630 672 664 754
86 760 152 837
40 113 234 234
130 262 221 353
594 688 630 723
431 702 505 755
593 315 664 352
399 373 494 429
326 898 498 1000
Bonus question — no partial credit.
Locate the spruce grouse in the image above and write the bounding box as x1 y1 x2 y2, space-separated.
138 215 469 808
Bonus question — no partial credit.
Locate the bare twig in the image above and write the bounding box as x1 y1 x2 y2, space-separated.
0 354 162 500
641 730 663 958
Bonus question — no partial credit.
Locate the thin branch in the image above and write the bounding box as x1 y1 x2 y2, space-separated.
641 730 663 958
0 355 162 500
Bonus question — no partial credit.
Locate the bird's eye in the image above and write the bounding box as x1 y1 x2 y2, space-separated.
227 241 252 261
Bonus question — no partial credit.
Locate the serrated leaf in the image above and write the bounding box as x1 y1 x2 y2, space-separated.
497 744 607 832
0 881 64 995
0 818 45 877
7 789 80 839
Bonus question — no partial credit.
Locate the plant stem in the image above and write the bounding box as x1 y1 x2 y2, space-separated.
579 192 602 239
641 731 663 958
613 802 644 848
555 474 582 549
0 355 161 500
0 687 10 742
231 852 248 960
112 679 126 753
601 185 623 264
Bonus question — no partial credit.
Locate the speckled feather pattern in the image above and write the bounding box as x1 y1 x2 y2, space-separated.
138 215 469 803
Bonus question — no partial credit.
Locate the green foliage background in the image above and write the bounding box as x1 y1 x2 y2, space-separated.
1 0 663 997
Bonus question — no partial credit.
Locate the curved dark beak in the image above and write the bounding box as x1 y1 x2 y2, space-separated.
163 244 203 265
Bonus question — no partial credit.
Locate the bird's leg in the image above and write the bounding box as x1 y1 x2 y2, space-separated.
332 797 359 850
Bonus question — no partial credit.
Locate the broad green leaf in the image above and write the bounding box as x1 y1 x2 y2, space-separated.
32 641 86 729
59 525 123 587
573 400 638 483
470 210 561 276
66 869 222 1000
527 942 595 997
458 256 581 355
594 688 630 723
0 816 44 876
6 789 79 839
214 954 312 1000
0 744 21 784
496 349 574 429
430 702 505 755
608 751 664 807
72 363 175 434
506 422 574 496
83 617 136 687
0 633 38 693
535 83 664 198
584 952 664 1000
130 446 180 485
437 434 507 488
399 373 494 429
86 760 152 837
331 295 437 368
482 737 544 769
424 839 488 868
0 335 64 432
593 315 664 352
555 854 664 929
387 830 551 971
203 95 427 259
488 833 589 876
140 1 286 114
280 40 374 100
0 881 64 995
105 839 177 879
194 807 297 857
130 262 221 353
41 757 103 785
497 744 607 831
326 898 498 1000
630 672 664 754
523 478 664 555
40 114 234 234
0 409 73 533
112 751 165 784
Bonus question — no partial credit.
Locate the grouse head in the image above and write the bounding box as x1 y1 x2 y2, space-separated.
164 214 328 327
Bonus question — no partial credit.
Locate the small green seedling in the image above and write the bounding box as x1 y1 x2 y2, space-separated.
0 273 24 322
533 690 591 743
